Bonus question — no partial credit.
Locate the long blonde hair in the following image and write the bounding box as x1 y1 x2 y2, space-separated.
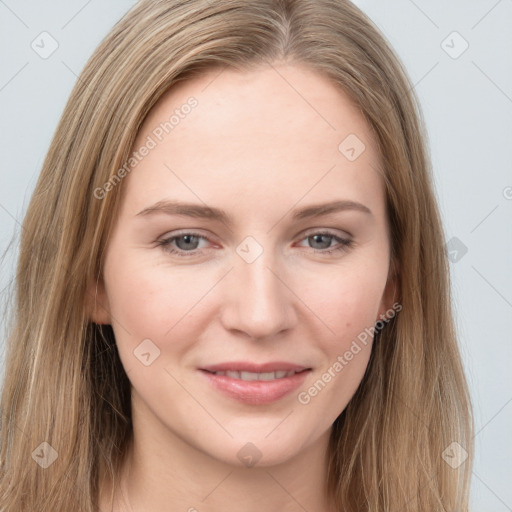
0 1 473 510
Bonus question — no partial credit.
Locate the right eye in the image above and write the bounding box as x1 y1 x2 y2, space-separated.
157 232 212 257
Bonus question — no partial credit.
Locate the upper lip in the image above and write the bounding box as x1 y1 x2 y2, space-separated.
200 361 311 373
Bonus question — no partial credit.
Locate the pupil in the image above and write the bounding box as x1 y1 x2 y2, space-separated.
177 235 198 250
311 234 331 249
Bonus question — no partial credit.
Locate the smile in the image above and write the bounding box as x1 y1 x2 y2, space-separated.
199 368 311 405
203 369 301 381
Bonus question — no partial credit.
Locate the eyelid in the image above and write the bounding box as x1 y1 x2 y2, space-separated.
158 229 217 244
299 226 353 239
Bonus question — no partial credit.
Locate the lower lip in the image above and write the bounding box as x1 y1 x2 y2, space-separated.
199 369 311 405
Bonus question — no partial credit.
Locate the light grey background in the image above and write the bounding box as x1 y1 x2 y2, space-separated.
0 1 511 510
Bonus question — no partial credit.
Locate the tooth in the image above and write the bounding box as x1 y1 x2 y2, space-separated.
240 371 260 381
258 372 277 381
214 370 299 380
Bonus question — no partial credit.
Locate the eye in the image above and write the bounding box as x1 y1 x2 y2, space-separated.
157 232 211 257
157 230 353 257
296 230 353 255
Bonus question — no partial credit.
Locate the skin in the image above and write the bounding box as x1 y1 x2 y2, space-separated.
90 62 397 512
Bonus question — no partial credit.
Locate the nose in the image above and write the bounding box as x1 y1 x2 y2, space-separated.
219 248 296 340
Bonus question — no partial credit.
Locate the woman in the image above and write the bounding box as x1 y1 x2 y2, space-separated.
0 0 473 510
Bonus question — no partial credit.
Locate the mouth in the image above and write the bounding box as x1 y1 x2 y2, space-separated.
198 364 312 405
201 369 309 381
200 361 311 374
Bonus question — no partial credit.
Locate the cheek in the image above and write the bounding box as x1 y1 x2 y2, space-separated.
103 254 219 361
292 262 386 339
294 284 377 418
290 264 384 408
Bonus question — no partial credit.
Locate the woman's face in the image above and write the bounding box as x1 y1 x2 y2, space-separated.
92 62 396 467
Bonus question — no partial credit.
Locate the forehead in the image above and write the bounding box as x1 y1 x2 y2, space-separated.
121 63 386 223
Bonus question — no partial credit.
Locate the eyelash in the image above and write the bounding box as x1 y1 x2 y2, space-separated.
156 230 354 258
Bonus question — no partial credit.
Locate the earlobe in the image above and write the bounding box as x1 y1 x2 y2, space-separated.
84 275 111 325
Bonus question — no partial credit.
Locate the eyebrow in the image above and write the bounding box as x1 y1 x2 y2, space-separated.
135 199 373 222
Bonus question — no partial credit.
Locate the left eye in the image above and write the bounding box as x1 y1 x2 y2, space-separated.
296 232 352 253
157 231 352 257
161 233 206 252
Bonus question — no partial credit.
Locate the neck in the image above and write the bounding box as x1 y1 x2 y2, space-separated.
100 423 337 512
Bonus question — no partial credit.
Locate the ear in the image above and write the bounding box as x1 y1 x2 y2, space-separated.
376 258 400 323
84 274 111 325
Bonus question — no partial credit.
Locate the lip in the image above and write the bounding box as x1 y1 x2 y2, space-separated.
199 367 311 405
200 361 310 373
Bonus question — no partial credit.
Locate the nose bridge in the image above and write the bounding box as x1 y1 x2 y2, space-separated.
220 238 294 339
